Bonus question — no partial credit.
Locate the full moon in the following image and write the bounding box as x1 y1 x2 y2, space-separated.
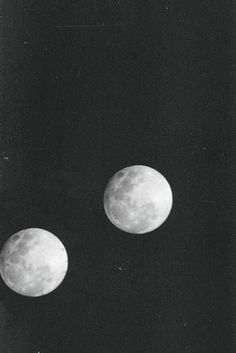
103 165 173 234
0 228 68 297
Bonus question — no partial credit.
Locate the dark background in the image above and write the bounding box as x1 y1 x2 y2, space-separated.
0 1 233 352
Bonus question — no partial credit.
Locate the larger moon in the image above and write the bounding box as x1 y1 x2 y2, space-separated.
103 165 173 234
0 228 68 297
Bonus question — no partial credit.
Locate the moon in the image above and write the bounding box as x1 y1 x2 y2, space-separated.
103 165 173 234
0 228 68 297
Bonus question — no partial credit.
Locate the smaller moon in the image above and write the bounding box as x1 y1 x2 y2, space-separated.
0 228 68 297
103 165 173 234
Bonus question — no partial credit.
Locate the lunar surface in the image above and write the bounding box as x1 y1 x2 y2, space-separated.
0 228 68 297
103 165 173 234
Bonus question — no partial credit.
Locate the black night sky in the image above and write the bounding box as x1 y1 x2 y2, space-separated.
0 1 233 352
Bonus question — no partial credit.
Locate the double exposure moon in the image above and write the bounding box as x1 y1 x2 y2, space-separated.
103 165 173 234
0 228 68 297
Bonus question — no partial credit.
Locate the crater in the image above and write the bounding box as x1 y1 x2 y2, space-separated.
119 178 135 193
127 170 139 179
116 171 125 179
